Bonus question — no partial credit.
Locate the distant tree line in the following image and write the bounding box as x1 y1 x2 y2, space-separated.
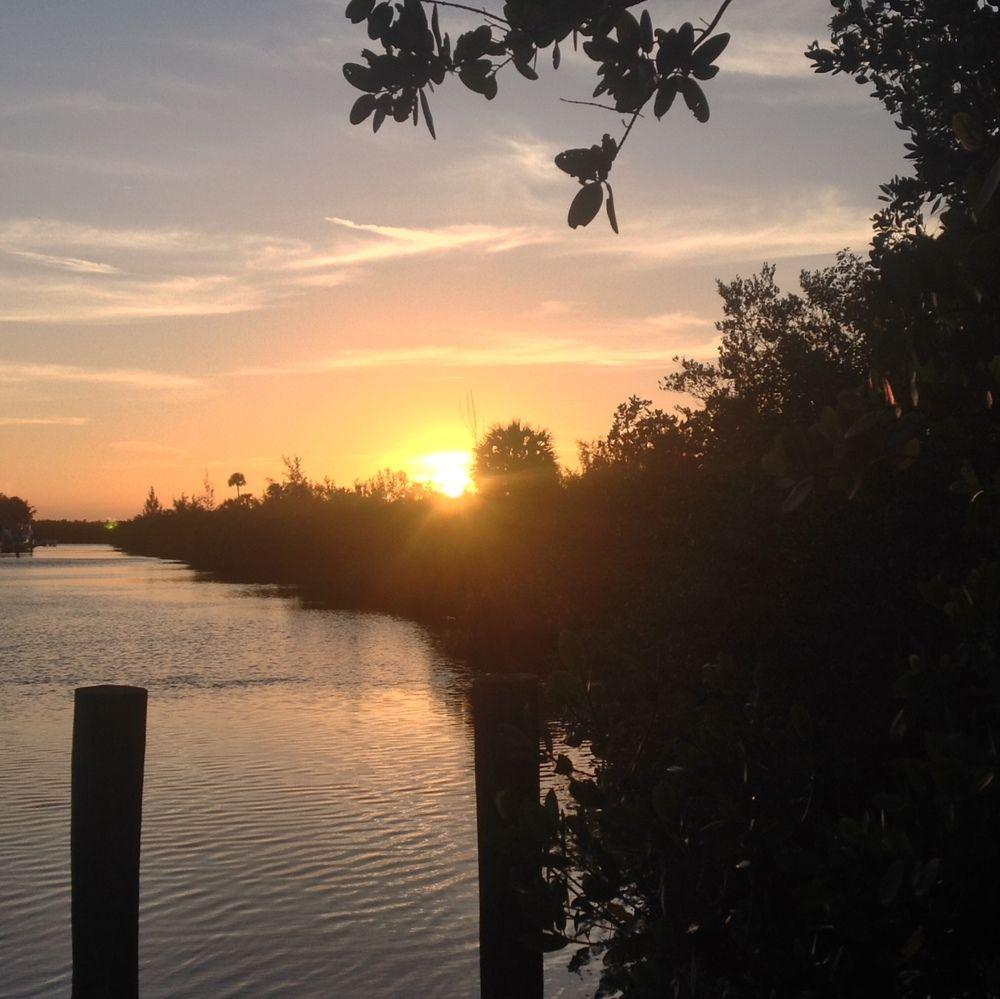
34 520 114 543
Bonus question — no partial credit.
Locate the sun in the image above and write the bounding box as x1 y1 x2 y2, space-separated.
415 451 473 498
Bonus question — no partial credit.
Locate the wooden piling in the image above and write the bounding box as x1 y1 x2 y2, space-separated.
71 685 148 999
472 673 543 999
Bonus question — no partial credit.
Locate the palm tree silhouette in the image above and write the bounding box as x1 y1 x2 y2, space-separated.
227 472 246 499
473 420 559 499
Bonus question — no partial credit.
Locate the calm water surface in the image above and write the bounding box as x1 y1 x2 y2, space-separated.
0 546 592 998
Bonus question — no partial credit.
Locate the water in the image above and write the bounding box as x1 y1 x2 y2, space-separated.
0 546 592 998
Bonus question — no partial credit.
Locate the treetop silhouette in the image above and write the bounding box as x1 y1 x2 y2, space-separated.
474 419 559 497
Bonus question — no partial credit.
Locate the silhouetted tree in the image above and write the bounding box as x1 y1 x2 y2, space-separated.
140 487 162 518
473 420 559 498
354 468 425 502
227 472 246 499
578 395 683 473
264 456 316 503
0 494 34 527
665 254 872 437
200 472 216 511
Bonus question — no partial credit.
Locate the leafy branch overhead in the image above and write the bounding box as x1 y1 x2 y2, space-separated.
343 0 733 231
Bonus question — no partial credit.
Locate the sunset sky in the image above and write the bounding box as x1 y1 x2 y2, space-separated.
0 0 908 518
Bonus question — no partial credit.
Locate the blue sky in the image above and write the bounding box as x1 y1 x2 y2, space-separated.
0 0 909 516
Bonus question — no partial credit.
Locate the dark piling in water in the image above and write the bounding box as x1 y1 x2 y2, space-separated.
472 673 543 999
71 685 147 998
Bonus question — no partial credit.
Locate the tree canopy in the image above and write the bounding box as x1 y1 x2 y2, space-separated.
474 419 559 497
0 494 34 527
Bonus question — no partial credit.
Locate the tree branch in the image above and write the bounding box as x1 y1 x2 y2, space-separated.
560 97 643 118
617 109 642 155
430 1 509 27
696 0 736 44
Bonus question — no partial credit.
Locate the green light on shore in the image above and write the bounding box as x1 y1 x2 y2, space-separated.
104 521 119 531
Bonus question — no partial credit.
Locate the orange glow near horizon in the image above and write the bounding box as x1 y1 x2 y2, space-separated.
412 451 474 498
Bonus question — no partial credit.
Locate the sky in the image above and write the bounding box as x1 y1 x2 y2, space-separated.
0 0 909 518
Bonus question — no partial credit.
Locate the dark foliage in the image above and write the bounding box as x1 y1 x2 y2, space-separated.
0 493 34 527
33 520 112 543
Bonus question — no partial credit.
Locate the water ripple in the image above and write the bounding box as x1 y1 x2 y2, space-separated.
0 547 595 998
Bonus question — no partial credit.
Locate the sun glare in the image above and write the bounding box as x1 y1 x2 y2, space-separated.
415 451 473 498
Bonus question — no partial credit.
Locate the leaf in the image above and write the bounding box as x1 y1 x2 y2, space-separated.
679 77 709 122
544 787 559 822
528 932 570 953
677 22 695 58
605 183 619 234
654 78 679 119
583 35 621 63
419 90 436 139
555 146 600 181
345 0 375 24
514 59 539 81
639 10 653 52
692 63 720 81
343 62 379 93
430 3 442 51
552 41 561 70
568 182 604 230
458 60 498 100
616 9 640 51
367 2 393 40
555 753 574 776
693 32 730 68
781 476 814 513
350 94 378 125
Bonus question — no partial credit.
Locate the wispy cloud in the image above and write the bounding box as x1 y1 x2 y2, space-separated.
647 311 715 330
230 337 684 376
0 273 273 323
0 214 548 322
0 416 88 427
2 248 121 275
591 188 872 265
0 185 867 325
724 32 814 79
0 361 202 389
0 218 225 253
296 217 548 268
